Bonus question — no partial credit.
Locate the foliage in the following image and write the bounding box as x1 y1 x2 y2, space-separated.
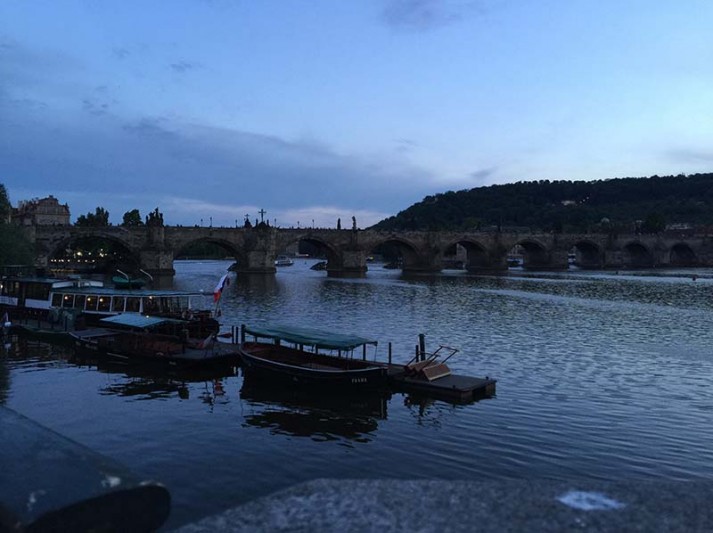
0 183 33 268
76 207 110 227
371 173 713 233
122 209 143 227
0 224 34 268
0 184 10 222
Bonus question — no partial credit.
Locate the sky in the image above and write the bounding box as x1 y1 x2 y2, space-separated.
2 0 713 228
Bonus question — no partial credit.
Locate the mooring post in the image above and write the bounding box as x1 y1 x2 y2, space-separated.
240 324 246 345
362 344 366 360
418 333 426 361
388 342 392 364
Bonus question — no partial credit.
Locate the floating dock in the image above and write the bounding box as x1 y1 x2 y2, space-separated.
386 365 496 403
380 337 496 403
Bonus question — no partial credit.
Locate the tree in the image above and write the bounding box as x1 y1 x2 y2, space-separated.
0 224 33 267
642 212 666 234
0 184 33 267
0 184 10 222
122 209 143 227
76 207 110 227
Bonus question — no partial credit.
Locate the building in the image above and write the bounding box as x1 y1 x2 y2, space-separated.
12 195 71 226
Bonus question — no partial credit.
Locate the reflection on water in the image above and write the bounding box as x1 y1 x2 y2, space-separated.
5 261 713 529
240 379 388 443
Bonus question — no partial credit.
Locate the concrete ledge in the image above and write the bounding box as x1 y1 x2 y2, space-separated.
175 478 713 532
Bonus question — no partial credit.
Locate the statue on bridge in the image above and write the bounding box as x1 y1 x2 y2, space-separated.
146 207 164 227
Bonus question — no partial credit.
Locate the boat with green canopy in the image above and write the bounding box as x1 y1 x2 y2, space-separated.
70 314 240 368
238 324 388 389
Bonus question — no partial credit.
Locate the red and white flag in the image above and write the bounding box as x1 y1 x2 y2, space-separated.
213 273 230 302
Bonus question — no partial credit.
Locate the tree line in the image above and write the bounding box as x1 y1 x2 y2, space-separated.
371 173 713 233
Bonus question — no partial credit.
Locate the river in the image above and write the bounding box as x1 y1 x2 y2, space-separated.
3 259 713 529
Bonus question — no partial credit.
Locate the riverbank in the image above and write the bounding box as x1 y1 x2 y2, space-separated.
176 478 713 532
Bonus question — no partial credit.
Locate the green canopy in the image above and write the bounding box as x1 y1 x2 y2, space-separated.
100 314 186 329
244 324 377 351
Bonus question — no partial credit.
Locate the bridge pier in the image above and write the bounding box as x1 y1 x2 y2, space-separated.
139 250 176 288
465 252 508 273
327 250 367 278
235 251 277 275
541 250 569 270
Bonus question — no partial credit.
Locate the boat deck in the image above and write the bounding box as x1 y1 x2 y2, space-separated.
386 368 496 403
72 328 241 365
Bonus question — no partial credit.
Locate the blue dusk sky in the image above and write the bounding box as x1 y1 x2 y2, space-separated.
1 1 712 227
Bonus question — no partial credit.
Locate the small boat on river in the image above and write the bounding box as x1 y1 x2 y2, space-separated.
274 255 294 267
71 314 239 368
239 324 388 389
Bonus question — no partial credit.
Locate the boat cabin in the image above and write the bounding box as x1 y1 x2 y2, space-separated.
49 287 207 317
0 277 103 309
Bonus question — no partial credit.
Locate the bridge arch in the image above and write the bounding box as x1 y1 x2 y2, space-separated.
570 240 604 269
444 239 492 271
369 237 423 272
278 235 341 272
622 241 654 268
669 242 697 266
46 233 142 274
515 239 550 269
174 237 246 267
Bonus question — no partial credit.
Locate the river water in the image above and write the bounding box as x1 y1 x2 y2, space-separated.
3 260 713 529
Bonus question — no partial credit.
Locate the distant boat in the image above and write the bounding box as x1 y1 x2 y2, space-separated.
111 275 146 289
310 261 327 271
275 255 294 267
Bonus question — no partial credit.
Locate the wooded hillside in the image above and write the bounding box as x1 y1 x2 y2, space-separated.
372 173 713 233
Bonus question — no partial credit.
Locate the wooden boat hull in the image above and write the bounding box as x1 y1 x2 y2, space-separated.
71 330 240 369
239 342 387 389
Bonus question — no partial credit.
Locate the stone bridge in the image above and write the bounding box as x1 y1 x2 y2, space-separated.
22 224 713 284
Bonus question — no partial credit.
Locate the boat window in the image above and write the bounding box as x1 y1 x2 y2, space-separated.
74 295 86 310
144 297 159 314
3 281 19 297
126 297 140 312
97 296 111 312
51 293 63 307
26 282 50 301
62 294 75 308
85 296 98 311
112 296 126 312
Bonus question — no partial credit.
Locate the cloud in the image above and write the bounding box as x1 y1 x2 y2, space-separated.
112 47 130 60
469 166 497 182
0 107 436 227
0 40 438 228
394 138 419 153
170 60 200 73
667 148 713 164
381 0 475 31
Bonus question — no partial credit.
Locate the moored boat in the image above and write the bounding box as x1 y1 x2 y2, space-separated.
1 275 219 339
239 324 388 389
71 314 239 368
